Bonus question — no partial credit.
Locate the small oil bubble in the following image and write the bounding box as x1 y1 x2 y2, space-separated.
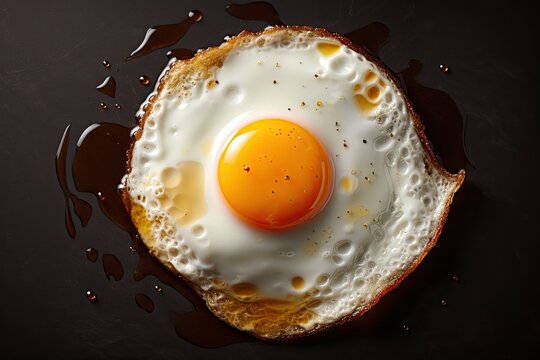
129 245 137 252
441 299 447 306
154 285 163 294
439 63 450 73
115 103 122 110
86 290 97 302
139 75 151 86
99 102 108 110
97 192 106 201
402 325 410 332
189 10 203 22
452 274 460 283
102 60 111 69
135 293 155 313
86 248 98 262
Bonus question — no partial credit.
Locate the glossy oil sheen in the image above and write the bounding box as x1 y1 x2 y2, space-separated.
225 2 283 25
96 76 116 98
135 293 155 313
86 248 98 262
102 254 124 281
55 124 92 238
126 10 203 60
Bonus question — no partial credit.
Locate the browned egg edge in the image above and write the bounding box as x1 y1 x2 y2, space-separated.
121 25 466 341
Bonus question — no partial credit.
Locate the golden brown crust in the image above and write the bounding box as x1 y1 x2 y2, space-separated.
122 26 465 341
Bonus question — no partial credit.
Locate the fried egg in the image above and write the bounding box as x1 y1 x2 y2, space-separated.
123 26 465 339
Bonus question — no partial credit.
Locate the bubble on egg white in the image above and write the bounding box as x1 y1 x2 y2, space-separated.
316 274 330 288
152 102 163 114
397 158 410 175
224 85 244 104
140 141 158 155
142 130 157 142
191 224 206 238
148 199 159 210
331 271 349 289
161 167 182 188
168 245 179 258
329 55 354 75
146 118 157 129
373 135 395 152
151 185 164 198
385 149 398 167
345 71 357 82
334 240 353 256
331 255 344 266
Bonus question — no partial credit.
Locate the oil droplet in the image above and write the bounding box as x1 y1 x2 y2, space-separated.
452 274 460 283
166 48 196 60
97 191 106 201
135 293 155 313
72 123 134 232
189 10 203 22
343 22 390 55
86 248 98 262
441 299 447 306
154 285 163 294
139 75 150 86
86 290 97 302
96 76 116 98
56 124 93 238
99 102 108 110
115 103 121 110
102 60 111 68
126 10 203 60
102 254 124 281
439 63 450 73
225 2 283 25
402 325 410 332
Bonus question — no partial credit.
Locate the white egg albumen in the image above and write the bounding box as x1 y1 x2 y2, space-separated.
126 27 462 335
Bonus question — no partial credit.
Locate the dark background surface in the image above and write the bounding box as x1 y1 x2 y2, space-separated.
1 0 538 359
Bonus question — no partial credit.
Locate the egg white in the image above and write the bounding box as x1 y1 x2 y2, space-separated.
126 29 460 330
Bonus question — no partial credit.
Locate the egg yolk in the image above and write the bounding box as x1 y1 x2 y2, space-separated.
218 119 333 230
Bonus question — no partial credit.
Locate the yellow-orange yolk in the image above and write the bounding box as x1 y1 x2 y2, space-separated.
218 119 333 230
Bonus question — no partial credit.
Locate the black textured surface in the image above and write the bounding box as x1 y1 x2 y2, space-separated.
0 0 538 358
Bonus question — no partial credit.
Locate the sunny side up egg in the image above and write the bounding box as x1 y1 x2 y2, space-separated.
123 26 465 340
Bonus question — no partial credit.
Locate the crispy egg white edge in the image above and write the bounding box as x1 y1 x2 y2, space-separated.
124 27 464 333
